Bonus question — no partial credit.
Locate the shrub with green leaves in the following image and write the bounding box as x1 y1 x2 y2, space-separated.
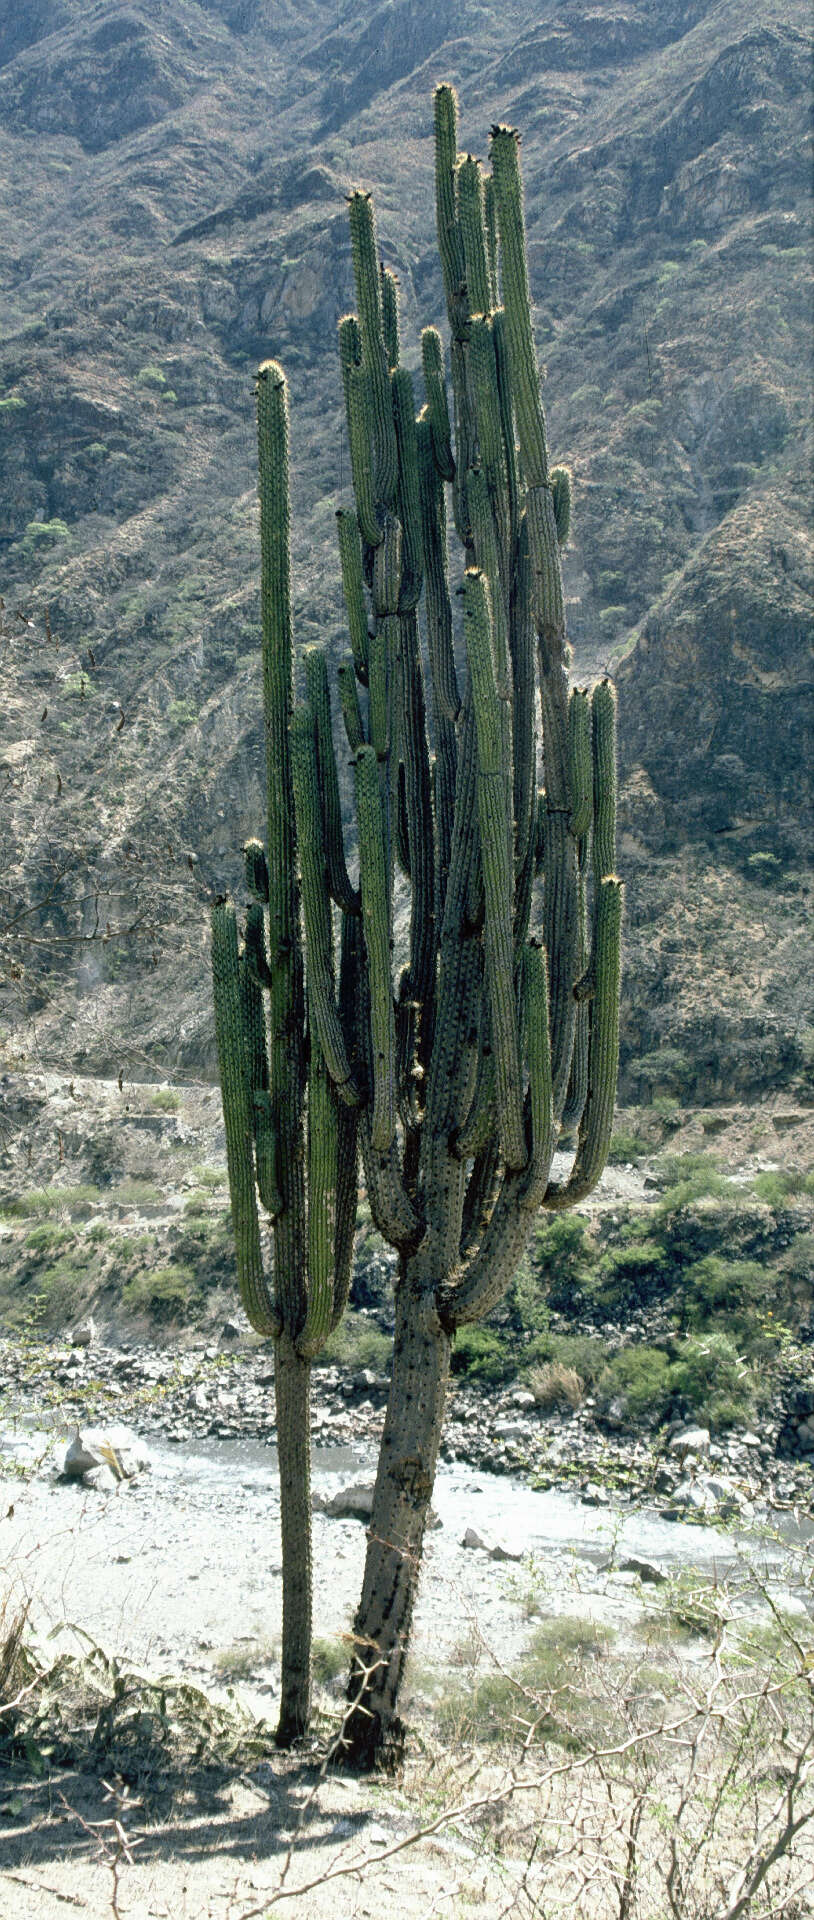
121 1264 196 1322
450 1324 514 1385
669 1331 755 1430
597 1345 673 1425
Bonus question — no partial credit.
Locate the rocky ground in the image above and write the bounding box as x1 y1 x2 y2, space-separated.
1 1327 813 1523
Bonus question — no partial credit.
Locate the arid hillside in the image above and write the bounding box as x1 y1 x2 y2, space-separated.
0 0 811 1100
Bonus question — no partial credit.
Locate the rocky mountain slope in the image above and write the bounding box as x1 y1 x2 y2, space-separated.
0 0 811 1099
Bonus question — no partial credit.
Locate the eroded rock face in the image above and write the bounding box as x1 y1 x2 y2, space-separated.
617 481 812 853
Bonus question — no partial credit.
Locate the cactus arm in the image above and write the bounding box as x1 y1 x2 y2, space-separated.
511 518 537 949
368 619 394 760
241 907 282 1216
244 837 270 903
304 647 360 916
592 679 617 882
545 876 623 1207
492 309 521 553
349 191 398 509
211 901 279 1335
489 126 548 487
297 1025 338 1358
346 365 382 550
392 367 424 612
417 416 460 723
519 940 556 1207
421 327 455 481
398 607 436 1071
569 688 593 838
551 465 572 546
336 510 370 685
468 315 512 584
256 359 307 1333
434 83 466 321
338 657 366 750
290 704 360 1106
457 155 491 318
459 1135 500 1257
332 912 361 1327
382 265 400 371
483 173 499 307
355 744 397 1152
464 569 525 1169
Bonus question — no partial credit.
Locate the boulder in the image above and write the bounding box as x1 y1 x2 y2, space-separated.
669 1427 711 1460
63 1425 150 1483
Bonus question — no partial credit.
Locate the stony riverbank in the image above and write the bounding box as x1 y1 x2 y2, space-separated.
2 1330 812 1524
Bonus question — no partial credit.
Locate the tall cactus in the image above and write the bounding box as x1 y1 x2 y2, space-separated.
214 84 623 1769
211 362 359 1747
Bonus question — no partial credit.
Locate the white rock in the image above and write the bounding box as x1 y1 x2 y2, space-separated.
81 1464 119 1494
325 1480 376 1519
669 1427 711 1458
63 1425 150 1483
70 1317 96 1348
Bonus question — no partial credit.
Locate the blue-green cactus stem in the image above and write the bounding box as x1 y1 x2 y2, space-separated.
592 679 617 883
489 127 548 487
421 328 455 481
244 838 269 904
211 900 279 1335
545 876 623 1207
349 192 398 509
355 744 397 1153
345 364 381 550
484 173 499 307
391 367 423 612
298 1025 338 1358
256 359 306 1328
338 657 366 750
464 569 525 1170
336 510 370 685
551 466 572 547
382 265 400 371
290 704 360 1107
434 83 466 324
457 155 491 318
304 647 360 916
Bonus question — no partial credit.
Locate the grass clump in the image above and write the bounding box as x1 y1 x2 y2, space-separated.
751 1168 814 1206
597 1346 673 1425
312 1636 348 1685
149 1088 180 1112
1 1185 99 1220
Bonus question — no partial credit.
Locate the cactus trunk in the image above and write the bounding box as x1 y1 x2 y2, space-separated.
274 1333 313 1744
343 1262 450 1770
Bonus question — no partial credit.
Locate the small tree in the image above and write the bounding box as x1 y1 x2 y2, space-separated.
212 84 622 1768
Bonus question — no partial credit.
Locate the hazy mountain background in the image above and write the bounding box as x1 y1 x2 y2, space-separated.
1 0 811 1105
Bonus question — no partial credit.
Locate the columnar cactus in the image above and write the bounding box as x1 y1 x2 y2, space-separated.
211 364 359 1747
213 84 622 1769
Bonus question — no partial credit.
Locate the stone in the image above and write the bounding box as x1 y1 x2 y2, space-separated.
221 1319 242 1341
325 1480 376 1520
488 1538 523 1562
510 1389 536 1411
81 1463 119 1494
581 1482 611 1506
461 1526 488 1551
619 1556 668 1585
63 1425 150 1482
70 1317 97 1348
669 1427 711 1459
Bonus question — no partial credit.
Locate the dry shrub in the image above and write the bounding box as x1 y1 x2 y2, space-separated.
528 1361 584 1410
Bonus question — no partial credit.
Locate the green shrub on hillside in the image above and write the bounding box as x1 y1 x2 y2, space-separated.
669 1331 755 1430
450 1325 514 1385
597 1346 673 1425
121 1264 196 1322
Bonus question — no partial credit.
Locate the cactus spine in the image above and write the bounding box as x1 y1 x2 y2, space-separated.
214 85 622 1770
211 363 359 1747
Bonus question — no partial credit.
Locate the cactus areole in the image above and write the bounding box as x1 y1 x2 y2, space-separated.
212 87 622 1769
